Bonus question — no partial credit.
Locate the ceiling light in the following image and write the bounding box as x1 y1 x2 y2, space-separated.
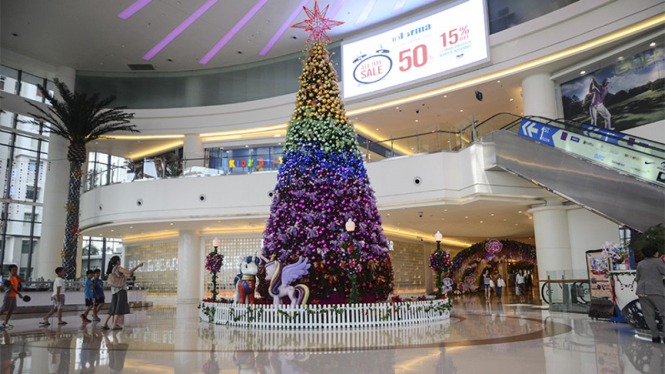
650 42 656 47
111 230 114 232
518 211 522 213
415 120 418 122
170 223 174 225
376 128 379 130
580 70 586 75
503 219 506 221
396 107 399 109
480 221 483 223
444 95 447 98
529 217 533 219
491 213 494 216
274 134 281 137
514 224 518 226
278 142 281 145
465 216 468 218
509 98 513 101
460 109 463 112
444 209 447 211
617 56 624 61
245 145 249 147
497 80 500 83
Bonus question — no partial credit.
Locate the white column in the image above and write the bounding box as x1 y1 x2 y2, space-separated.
567 207 620 273
177 230 201 303
183 134 204 169
528 204 573 282
521 72 558 119
35 66 75 279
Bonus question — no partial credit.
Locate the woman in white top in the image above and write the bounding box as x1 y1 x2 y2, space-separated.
101 256 143 330
516 269 526 302
482 269 492 300
495 275 506 299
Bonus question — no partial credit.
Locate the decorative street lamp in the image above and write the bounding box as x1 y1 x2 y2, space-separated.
205 237 224 302
435 231 443 250
345 218 356 232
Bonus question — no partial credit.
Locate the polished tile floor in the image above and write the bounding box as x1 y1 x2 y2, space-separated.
0 294 662 373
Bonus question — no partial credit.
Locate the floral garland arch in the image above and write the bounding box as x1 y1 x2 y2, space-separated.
449 240 537 291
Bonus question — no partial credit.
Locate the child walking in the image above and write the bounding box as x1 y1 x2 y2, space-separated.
41 267 67 326
92 269 105 322
0 265 25 330
81 270 95 323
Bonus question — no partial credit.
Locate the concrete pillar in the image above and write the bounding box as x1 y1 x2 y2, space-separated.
177 230 201 303
183 134 204 169
521 73 558 119
528 204 573 282
567 207 620 273
35 66 75 279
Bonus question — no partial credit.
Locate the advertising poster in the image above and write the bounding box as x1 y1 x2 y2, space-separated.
586 250 612 300
341 0 489 99
518 118 665 186
560 45 665 132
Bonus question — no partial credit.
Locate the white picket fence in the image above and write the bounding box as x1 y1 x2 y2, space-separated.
199 299 451 329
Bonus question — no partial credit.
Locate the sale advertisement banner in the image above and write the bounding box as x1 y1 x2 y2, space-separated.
586 251 613 300
518 119 665 186
341 0 489 99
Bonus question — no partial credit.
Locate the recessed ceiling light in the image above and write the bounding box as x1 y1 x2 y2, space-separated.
503 219 506 222
170 223 174 225
129 226 133 229
396 107 399 109
515 223 518 226
278 142 281 145
617 56 624 61
111 230 114 232
376 128 379 130
415 120 418 122
274 134 280 137
580 70 586 75
518 211 522 213
497 80 500 83
509 98 513 101
387 213 390 216
465 216 468 218
529 216 532 219
480 221 483 223
444 209 447 212
650 42 656 47
443 95 447 98
245 145 249 147
491 213 494 216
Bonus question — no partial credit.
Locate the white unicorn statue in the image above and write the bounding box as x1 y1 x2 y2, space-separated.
259 254 311 307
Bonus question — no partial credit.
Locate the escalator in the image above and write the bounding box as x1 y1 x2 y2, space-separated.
479 113 665 232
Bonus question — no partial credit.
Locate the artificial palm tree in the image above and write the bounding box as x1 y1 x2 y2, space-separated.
26 79 138 278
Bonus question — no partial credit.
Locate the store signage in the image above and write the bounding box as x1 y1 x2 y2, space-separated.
227 157 283 169
518 119 664 186
485 239 502 255
341 0 489 99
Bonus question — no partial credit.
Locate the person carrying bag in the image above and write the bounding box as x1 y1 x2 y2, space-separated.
101 256 143 331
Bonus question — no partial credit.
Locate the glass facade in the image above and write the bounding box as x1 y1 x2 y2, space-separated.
0 65 53 279
80 236 124 276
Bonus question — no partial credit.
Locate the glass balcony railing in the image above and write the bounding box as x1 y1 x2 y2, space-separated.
82 112 665 192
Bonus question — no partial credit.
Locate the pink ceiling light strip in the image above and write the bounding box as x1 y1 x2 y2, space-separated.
259 0 309 56
143 0 219 61
328 0 346 18
392 0 407 14
118 0 153 20
355 0 378 27
200 0 270 64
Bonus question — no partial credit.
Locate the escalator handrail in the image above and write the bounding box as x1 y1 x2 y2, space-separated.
471 113 665 158
526 115 665 154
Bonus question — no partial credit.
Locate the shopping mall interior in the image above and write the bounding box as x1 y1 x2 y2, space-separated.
0 0 664 373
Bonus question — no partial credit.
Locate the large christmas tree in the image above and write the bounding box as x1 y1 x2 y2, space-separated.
257 2 394 304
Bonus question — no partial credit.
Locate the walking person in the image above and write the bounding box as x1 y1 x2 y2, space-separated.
92 269 105 322
495 274 506 299
516 269 526 303
635 244 665 343
41 267 67 326
482 269 492 300
101 256 143 331
0 265 25 330
81 270 95 323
